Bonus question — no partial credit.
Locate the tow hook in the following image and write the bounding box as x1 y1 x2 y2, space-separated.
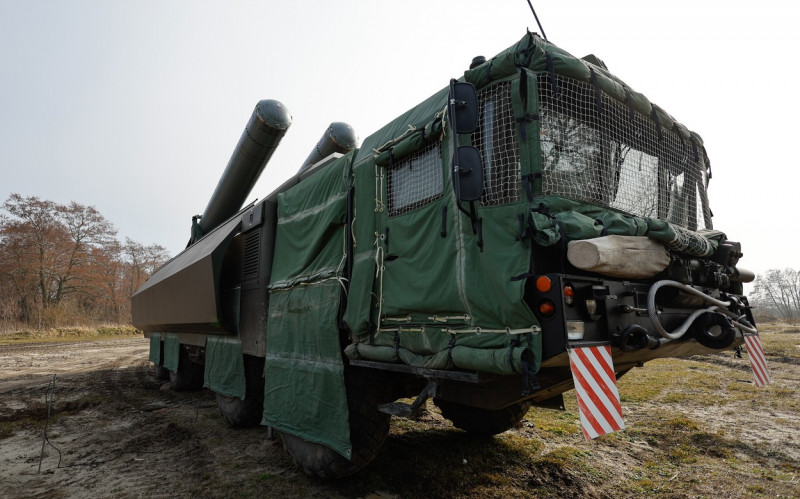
614 325 662 352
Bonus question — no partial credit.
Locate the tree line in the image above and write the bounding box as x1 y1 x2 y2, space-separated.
752 268 800 323
0 193 170 330
2 191 797 328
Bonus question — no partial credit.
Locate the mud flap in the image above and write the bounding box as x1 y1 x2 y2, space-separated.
744 335 771 387
567 345 625 439
262 280 351 460
149 333 161 364
163 333 181 372
204 337 246 399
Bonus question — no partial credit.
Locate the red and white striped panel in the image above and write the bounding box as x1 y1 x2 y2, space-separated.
744 334 770 387
568 345 625 440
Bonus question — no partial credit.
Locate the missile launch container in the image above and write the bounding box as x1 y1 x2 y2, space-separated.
132 32 758 478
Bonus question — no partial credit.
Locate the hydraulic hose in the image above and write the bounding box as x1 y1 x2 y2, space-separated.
647 280 757 340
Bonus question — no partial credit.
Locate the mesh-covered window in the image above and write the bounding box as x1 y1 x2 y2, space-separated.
387 142 443 217
538 74 711 230
472 82 521 205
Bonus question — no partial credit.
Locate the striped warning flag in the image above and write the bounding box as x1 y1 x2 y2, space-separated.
744 334 770 387
568 345 625 440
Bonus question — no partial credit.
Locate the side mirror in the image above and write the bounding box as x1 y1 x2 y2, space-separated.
453 146 484 202
451 82 479 134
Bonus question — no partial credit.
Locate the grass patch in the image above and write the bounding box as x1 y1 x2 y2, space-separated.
525 407 581 437
0 325 141 345
331 427 549 498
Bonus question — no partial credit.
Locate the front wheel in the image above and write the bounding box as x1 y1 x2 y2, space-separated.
153 363 170 381
280 368 390 479
169 347 204 391
434 399 532 435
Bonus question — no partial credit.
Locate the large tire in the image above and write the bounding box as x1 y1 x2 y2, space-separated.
434 399 532 435
169 347 204 391
279 368 390 479
153 363 170 381
215 355 265 428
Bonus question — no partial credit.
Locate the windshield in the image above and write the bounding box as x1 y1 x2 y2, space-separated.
537 73 711 231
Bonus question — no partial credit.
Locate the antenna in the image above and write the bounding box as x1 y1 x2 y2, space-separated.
525 0 548 42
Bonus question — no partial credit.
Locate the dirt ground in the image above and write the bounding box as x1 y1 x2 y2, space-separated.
0 332 798 498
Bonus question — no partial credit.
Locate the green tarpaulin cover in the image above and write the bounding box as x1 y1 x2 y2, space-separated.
204 336 246 399
262 152 353 460
163 333 180 372
149 333 161 364
260 30 723 453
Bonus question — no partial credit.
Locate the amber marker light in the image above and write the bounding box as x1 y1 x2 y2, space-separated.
535 276 552 293
563 284 575 305
538 299 556 317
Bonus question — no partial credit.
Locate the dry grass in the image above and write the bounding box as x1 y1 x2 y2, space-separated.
2 324 797 498
0 325 141 345
315 323 800 498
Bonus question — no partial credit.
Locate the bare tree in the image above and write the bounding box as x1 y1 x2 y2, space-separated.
53 201 118 305
123 238 168 296
0 194 63 325
0 193 170 328
753 268 800 323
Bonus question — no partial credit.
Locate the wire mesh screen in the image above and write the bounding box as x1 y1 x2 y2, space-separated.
387 141 443 217
472 82 521 206
538 73 710 230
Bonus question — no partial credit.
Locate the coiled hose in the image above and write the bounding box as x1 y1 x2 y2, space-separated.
647 280 758 340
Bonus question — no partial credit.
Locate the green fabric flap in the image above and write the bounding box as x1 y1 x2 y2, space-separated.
382 202 464 319
263 154 353 459
374 114 444 167
343 159 380 337
149 333 161 364
163 333 180 372
262 280 351 460
204 336 246 399
270 153 351 287
343 249 377 336
461 204 539 329
355 87 449 166
515 70 539 178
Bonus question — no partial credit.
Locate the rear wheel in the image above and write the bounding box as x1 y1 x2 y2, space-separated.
216 355 265 427
169 346 204 391
153 363 170 380
434 399 532 435
280 368 390 479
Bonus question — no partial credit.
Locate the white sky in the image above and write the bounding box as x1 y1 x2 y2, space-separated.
1 1 798 281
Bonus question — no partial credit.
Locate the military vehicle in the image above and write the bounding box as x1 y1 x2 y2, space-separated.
132 31 760 478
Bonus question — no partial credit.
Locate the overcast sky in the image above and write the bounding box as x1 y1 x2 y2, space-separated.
1 1 797 281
